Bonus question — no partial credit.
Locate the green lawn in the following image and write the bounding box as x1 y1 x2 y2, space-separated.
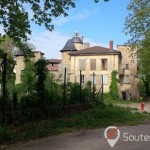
104 96 142 105
0 104 149 146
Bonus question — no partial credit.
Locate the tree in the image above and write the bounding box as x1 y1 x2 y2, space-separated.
138 33 150 96
0 37 16 97
21 60 37 95
0 0 109 45
109 70 120 100
124 0 150 45
34 59 48 102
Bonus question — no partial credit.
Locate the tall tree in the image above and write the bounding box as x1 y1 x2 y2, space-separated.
109 70 120 100
21 60 37 95
34 59 48 102
0 0 109 45
138 33 150 96
124 0 150 45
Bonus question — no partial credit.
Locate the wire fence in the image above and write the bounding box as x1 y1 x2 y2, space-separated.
0 68 104 126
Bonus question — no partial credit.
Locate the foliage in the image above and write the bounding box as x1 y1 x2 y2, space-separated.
137 30 150 96
125 0 150 96
124 0 150 45
34 59 49 105
109 70 120 100
0 37 16 108
0 105 149 145
0 126 15 144
21 60 37 96
0 0 109 45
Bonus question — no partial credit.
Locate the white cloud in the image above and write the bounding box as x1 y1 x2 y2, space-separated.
52 9 92 26
29 30 113 59
29 31 70 59
52 17 70 26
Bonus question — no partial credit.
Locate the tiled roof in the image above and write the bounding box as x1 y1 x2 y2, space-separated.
46 65 59 71
33 51 44 55
14 50 24 56
72 36 83 44
69 46 121 56
47 59 62 63
60 39 77 52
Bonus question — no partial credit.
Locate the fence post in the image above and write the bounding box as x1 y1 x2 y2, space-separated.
80 70 82 102
101 75 104 102
92 72 95 101
1 53 7 125
63 67 66 107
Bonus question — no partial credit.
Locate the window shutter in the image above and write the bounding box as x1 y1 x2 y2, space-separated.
79 59 86 71
90 59 96 70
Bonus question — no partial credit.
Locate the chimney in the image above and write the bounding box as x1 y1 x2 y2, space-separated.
109 40 113 50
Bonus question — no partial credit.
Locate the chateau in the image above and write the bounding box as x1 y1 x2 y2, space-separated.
58 32 139 100
15 32 140 100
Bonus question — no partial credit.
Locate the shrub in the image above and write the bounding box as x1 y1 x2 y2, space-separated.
0 126 14 143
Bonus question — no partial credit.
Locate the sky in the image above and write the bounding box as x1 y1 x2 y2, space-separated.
2 0 131 59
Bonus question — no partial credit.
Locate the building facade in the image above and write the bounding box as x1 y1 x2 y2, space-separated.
59 32 139 100
46 59 62 82
14 50 44 84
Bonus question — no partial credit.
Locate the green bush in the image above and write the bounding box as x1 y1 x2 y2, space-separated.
0 126 14 144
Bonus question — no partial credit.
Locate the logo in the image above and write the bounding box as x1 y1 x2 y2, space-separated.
104 126 120 147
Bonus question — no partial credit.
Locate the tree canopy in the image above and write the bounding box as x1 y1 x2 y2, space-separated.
124 0 150 45
0 0 109 45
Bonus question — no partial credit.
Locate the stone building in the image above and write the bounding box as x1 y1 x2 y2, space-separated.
59 32 139 100
46 59 62 82
14 50 44 84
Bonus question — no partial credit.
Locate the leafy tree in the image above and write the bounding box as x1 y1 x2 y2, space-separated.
34 59 48 102
21 60 37 95
124 0 150 45
109 70 120 100
0 37 16 98
138 33 150 96
0 0 109 45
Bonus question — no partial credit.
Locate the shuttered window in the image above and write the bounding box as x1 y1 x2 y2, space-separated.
79 59 86 71
90 59 96 70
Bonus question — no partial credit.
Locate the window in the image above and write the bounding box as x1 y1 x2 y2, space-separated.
123 75 130 83
126 64 129 69
79 59 86 71
51 63 55 66
80 75 85 83
90 73 96 84
90 59 96 70
101 59 107 70
100 75 108 85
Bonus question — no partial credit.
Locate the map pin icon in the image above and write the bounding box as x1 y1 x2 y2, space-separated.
104 126 120 148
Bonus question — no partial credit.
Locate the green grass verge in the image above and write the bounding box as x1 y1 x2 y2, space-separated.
104 97 142 105
0 105 150 145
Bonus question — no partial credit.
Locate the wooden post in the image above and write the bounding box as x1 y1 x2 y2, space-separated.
63 67 66 107
101 75 104 102
93 72 95 101
80 70 82 102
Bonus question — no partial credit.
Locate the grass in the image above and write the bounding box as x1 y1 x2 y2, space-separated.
104 96 142 105
0 104 150 146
